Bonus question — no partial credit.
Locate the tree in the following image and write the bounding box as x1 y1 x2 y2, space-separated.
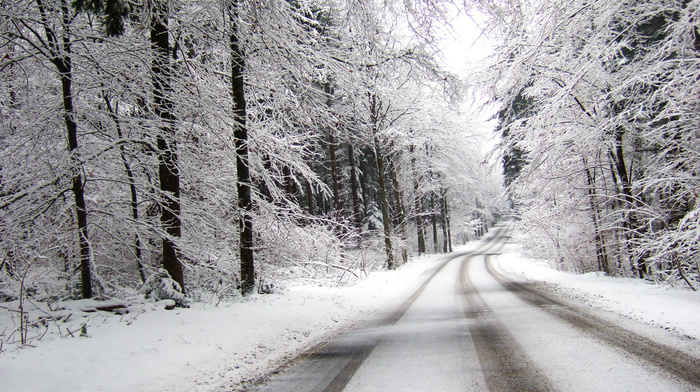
2 0 95 298
150 0 184 293
227 0 254 296
481 0 700 288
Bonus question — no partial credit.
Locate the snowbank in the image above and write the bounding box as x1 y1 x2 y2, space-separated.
493 244 700 341
2 240 699 392
0 253 444 392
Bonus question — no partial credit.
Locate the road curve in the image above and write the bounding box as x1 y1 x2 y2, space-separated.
249 225 700 391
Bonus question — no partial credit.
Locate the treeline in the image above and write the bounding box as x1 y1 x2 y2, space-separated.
486 0 700 289
0 0 503 303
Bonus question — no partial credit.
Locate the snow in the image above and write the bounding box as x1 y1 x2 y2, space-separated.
0 252 447 392
492 244 700 341
1 239 699 392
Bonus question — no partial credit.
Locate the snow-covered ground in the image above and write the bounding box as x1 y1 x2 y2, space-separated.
1 239 699 392
493 245 700 342
0 251 448 392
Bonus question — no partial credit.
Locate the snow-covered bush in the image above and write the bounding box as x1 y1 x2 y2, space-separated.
139 269 189 308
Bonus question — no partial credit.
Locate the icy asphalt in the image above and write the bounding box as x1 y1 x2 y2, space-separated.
252 226 700 392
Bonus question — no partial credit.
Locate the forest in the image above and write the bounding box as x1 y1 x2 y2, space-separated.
1 0 699 331
488 0 700 290
0 0 503 310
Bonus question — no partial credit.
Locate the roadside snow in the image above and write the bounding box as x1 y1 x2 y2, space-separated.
492 244 700 341
0 252 446 392
2 237 699 392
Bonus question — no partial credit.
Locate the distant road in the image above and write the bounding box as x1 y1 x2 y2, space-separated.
250 225 700 391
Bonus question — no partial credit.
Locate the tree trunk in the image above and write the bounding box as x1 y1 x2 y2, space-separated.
104 94 146 283
441 190 451 253
229 0 255 296
41 0 92 298
431 194 438 252
370 93 393 269
151 0 183 292
410 146 425 254
359 155 369 215
62 53 92 299
611 129 646 277
305 178 315 215
444 194 452 252
415 197 426 254
584 159 610 275
348 143 362 237
329 130 342 212
389 159 407 263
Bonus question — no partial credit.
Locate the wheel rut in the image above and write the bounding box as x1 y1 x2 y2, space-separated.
459 255 552 392
255 230 510 392
320 231 510 391
485 256 700 389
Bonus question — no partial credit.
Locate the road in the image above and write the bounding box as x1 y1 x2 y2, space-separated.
252 226 700 391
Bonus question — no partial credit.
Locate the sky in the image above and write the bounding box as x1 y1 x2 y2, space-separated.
438 6 495 77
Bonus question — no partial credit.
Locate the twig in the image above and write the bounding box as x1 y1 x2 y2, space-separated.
674 257 698 291
295 261 359 278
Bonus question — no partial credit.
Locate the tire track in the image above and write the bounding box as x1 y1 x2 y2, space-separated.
459 255 552 392
320 230 510 391
485 256 700 389
255 228 510 391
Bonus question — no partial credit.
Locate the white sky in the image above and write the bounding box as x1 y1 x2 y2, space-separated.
437 7 494 78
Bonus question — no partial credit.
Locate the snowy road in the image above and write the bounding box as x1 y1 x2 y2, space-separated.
252 226 700 392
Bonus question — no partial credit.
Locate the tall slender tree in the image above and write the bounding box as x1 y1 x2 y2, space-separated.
228 0 255 296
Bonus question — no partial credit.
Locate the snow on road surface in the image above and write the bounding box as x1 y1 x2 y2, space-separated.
0 250 454 392
495 247 700 341
256 227 700 391
1 231 699 391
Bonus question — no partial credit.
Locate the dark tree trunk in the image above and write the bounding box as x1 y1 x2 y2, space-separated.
305 178 315 215
584 160 610 275
41 0 92 298
415 197 426 254
229 0 255 296
389 159 407 263
283 165 294 197
104 94 146 283
444 194 452 252
370 93 393 269
359 158 369 215
151 0 183 292
62 57 92 299
431 194 438 252
611 129 646 277
323 82 343 213
441 190 450 253
329 130 342 212
348 143 362 236
409 146 425 254
389 159 406 229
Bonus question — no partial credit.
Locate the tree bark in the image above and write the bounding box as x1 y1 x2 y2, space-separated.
151 0 183 292
584 159 610 275
441 190 451 253
370 93 394 269
348 143 362 237
611 129 646 277
305 178 315 215
409 146 425 254
104 94 146 283
229 0 255 296
431 194 438 252
328 130 342 212
389 159 407 263
40 0 92 298
324 82 342 213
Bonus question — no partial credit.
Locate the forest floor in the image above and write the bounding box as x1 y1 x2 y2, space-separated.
1 238 699 392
